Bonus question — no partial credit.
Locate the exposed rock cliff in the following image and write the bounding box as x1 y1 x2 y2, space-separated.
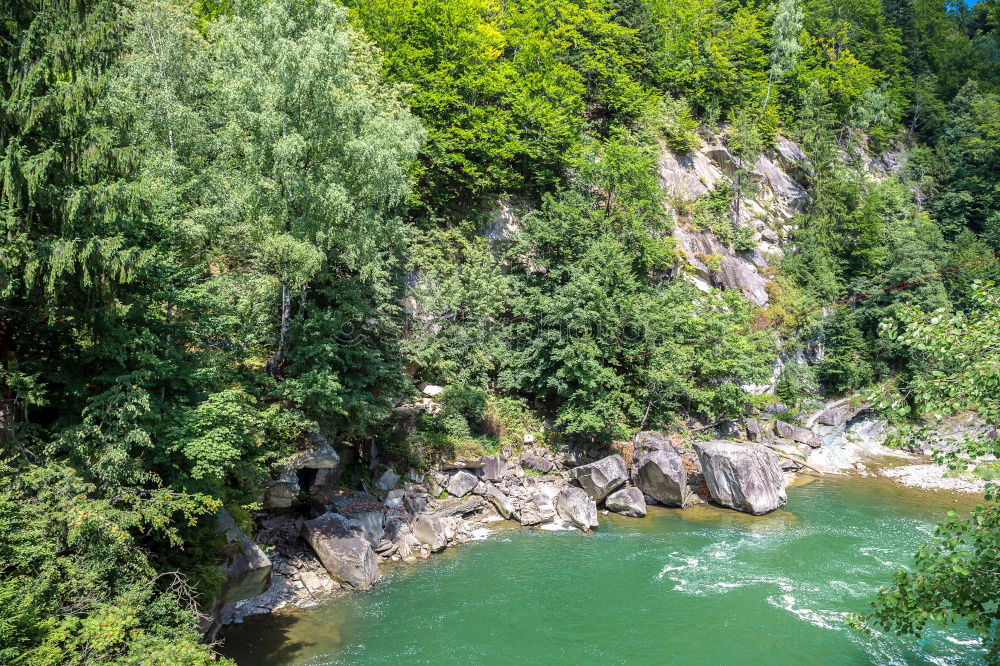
659 135 904 308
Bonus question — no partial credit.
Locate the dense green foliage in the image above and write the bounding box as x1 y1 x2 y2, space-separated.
2 0 418 660
1 0 999 660
862 284 1000 655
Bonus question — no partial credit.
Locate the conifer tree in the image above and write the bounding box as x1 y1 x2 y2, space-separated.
762 0 803 112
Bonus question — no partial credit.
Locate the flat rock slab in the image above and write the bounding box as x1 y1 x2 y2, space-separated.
694 440 787 515
432 496 485 518
290 439 341 469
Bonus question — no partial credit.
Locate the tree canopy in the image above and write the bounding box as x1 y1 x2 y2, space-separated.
1 0 999 660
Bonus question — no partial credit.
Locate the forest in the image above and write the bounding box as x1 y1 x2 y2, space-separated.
1 0 999 662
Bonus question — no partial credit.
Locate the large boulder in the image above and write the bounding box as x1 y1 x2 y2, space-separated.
301 513 378 590
483 484 515 519
632 435 690 507
521 455 553 474
375 468 400 491
290 436 341 469
215 509 272 605
554 487 598 532
605 487 647 518
411 514 448 552
480 456 510 481
419 383 445 397
445 470 478 497
262 471 299 509
339 506 385 546
694 440 787 515
774 420 816 446
517 489 557 525
569 454 627 501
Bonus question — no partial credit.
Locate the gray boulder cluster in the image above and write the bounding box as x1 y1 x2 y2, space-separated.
217 430 794 628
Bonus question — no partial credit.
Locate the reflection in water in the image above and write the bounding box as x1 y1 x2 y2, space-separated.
222 473 985 666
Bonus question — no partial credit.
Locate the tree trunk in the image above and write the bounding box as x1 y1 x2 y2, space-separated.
266 284 292 378
0 317 13 444
761 70 774 113
733 171 742 233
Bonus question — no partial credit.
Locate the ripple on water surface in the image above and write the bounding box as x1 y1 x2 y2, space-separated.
222 475 985 665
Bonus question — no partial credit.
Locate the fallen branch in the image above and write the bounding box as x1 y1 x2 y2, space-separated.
775 451 825 475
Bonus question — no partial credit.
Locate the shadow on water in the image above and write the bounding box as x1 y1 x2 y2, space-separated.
219 613 322 666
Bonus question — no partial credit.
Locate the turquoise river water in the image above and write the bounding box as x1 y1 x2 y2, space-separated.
222 474 986 665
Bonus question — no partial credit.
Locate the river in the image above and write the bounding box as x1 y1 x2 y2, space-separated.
222 473 985 665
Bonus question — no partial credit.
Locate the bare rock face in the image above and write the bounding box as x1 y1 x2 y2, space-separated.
659 148 722 200
300 513 378 590
554 487 599 532
216 509 272 605
605 487 647 517
632 433 690 507
445 470 478 497
694 440 787 515
750 154 808 216
673 226 770 307
569 454 627 502
262 471 299 509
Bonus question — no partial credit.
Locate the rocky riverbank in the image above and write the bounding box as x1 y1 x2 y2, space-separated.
877 463 988 493
208 405 989 634
210 429 795 629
